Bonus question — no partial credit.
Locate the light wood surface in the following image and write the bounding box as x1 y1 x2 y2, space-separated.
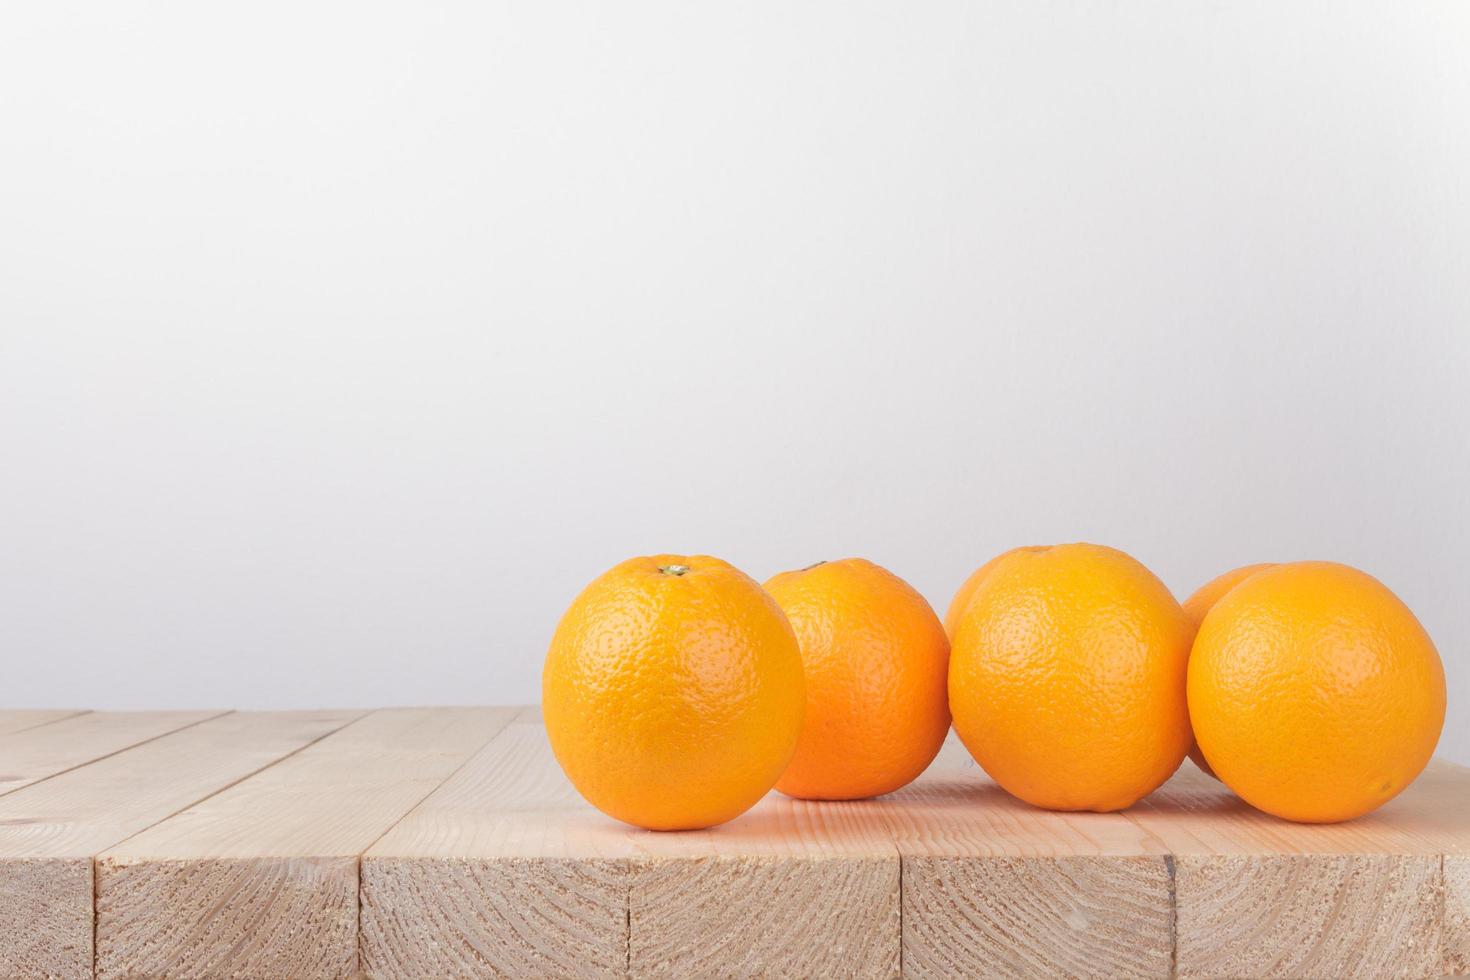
1 706 1465 979
362 709 638 979
0 709 87 736
622 798 897 979
1450 852 1470 976
0 710 224 798
363 708 899 979
0 710 362 980
1365 759 1470 976
96 707 517 980
1128 759 1460 978
875 736 1172 979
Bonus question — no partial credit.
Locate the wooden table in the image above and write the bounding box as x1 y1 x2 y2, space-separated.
0 707 1465 979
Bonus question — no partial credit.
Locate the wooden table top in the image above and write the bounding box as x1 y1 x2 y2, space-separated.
0 706 1465 979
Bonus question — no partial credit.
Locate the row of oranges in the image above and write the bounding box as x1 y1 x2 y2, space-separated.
542 546 1445 831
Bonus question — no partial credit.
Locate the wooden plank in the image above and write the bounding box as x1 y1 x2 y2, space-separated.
1351 758 1470 977
875 736 1173 979
363 711 900 979
1450 851 1470 976
0 709 87 736
624 782 898 977
95 707 516 980
1126 758 1465 979
0 710 362 980
0 710 224 797
362 710 637 979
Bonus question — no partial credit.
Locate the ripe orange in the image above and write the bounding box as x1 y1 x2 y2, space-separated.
1180 563 1277 777
942 545 1048 639
764 558 949 800
949 543 1193 812
542 554 805 831
1189 562 1445 823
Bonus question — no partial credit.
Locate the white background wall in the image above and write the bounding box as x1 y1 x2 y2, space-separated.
2 1 1467 763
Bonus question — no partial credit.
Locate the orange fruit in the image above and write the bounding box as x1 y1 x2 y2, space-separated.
764 558 950 800
942 545 1048 639
1189 561 1445 823
542 554 804 830
949 543 1192 812
1180 562 1277 777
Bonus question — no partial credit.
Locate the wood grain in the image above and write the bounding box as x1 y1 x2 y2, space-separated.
1172 852 1438 978
625 796 898 979
1357 758 1470 977
0 710 224 798
0 709 87 736
1127 759 1458 979
876 736 1172 979
365 712 900 979
1448 854 1470 976
1 706 1464 978
0 710 360 980
363 713 636 979
96 707 516 980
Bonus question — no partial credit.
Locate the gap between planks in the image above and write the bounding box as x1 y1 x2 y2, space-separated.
0 709 90 737
0 710 228 798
